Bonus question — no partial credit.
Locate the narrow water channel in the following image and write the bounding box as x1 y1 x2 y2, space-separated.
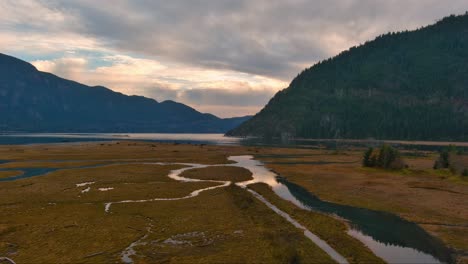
230 155 453 264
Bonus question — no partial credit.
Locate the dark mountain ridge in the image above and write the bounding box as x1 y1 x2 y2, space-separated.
227 13 468 141
0 53 250 133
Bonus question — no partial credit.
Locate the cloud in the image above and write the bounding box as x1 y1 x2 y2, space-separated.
31 54 284 117
0 0 67 29
144 85 276 107
32 57 88 80
46 0 468 80
143 86 275 117
3 0 468 79
181 88 275 107
3 0 468 117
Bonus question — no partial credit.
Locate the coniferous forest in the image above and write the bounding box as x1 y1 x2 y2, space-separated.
228 13 468 141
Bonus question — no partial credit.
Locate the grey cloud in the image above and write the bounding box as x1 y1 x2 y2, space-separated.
181 88 276 107
6 0 468 81
140 85 276 117
43 0 468 81
143 87 180 103
145 86 276 108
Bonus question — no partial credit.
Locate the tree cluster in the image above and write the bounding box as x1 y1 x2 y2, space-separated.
362 144 405 170
434 145 467 176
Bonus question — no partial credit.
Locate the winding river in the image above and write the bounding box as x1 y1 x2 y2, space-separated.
231 156 452 264
0 156 453 263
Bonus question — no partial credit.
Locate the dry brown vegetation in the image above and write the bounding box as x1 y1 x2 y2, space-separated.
0 171 21 179
0 142 466 263
0 142 340 263
182 166 253 183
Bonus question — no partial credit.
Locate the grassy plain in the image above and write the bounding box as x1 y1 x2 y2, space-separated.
182 166 252 182
0 142 337 263
0 142 466 263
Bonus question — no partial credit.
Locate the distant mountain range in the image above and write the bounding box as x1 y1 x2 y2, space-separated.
0 53 250 133
228 13 468 141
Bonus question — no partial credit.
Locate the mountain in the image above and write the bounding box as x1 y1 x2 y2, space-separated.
0 53 250 133
228 13 468 141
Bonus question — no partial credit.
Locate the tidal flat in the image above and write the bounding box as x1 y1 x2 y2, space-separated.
0 142 466 263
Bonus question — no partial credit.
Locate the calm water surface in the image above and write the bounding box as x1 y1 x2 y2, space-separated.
0 133 466 151
0 133 239 145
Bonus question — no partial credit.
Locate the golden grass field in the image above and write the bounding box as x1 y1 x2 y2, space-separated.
0 142 466 263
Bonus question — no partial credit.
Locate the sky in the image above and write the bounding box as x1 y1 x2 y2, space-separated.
1 1 468 117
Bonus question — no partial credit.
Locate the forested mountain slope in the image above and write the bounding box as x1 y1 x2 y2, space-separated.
228 13 468 141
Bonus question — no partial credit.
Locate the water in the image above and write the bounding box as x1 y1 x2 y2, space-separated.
0 133 239 145
0 167 60 182
0 163 135 182
279 178 452 263
0 133 466 151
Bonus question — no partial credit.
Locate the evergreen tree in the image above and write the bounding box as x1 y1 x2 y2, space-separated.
363 147 374 167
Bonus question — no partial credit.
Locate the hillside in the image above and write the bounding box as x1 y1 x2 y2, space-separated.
0 53 250 133
227 13 468 141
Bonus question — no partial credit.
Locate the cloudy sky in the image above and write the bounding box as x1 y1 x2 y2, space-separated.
1 1 467 117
